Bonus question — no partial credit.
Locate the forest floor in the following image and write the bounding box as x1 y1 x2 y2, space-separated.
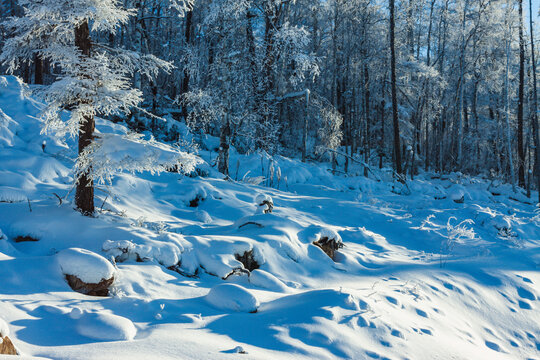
1 75 539 359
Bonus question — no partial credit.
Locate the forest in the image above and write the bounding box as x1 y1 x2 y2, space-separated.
0 1 539 359
1 0 539 208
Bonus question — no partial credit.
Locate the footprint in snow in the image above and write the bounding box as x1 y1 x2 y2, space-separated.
485 340 502 352
385 296 399 306
415 308 429 318
420 328 433 335
391 329 404 339
380 340 391 347
442 282 463 294
517 286 536 301
518 300 532 310
357 315 369 328
516 275 533 284
509 339 519 348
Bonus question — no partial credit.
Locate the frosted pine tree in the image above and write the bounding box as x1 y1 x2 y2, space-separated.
0 0 194 215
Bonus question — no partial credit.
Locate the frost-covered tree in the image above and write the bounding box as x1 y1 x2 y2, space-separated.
0 0 177 215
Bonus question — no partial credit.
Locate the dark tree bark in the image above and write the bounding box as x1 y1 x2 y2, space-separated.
181 9 193 121
517 0 525 187
34 53 43 85
218 119 231 176
389 0 402 174
74 20 95 215
529 0 540 202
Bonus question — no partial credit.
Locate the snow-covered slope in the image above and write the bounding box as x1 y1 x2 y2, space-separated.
0 75 539 359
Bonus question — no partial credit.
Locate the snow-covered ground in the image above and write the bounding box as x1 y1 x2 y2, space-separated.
0 75 539 359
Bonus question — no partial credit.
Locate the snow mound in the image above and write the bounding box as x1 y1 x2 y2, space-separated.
0 108 17 147
74 310 137 341
0 317 9 337
102 240 181 267
316 228 342 243
56 248 115 284
249 269 289 292
206 283 260 313
196 210 212 223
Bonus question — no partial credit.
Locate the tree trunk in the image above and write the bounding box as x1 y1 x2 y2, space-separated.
529 0 540 203
74 20 95 215
517 0 525 187
302 90 310 163
181 9 193 121
389 0 402 174
218 119 231 176
34 53 43 85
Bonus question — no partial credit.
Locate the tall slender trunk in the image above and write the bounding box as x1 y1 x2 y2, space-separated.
74 20 95 215
504 29 516 188
389 0 402 174
218 118 231 176
363 63 370 177
517 0 525 187
34 53 43 85
457 0 468 170
181 9 193 121
529 0 540 202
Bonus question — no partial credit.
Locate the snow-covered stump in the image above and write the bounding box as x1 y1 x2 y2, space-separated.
0 318 17 355
255 194 273 214
56 248 116 297
313 229 343 261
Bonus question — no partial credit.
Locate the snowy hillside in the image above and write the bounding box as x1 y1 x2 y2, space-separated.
0 75 539 359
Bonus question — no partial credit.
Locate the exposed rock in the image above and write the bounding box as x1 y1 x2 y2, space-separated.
0 336 17 355
66 274 114 297
56 248 116 296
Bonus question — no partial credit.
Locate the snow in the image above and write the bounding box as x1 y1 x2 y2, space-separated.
249 269 290 293
102 240 181 267
0 76 539 359
0 317 9 337
316 228 342 243
205 284 260 313
74 310 137 341
56 248 116 283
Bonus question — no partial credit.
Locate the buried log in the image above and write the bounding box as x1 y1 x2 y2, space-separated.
14 235 39 243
